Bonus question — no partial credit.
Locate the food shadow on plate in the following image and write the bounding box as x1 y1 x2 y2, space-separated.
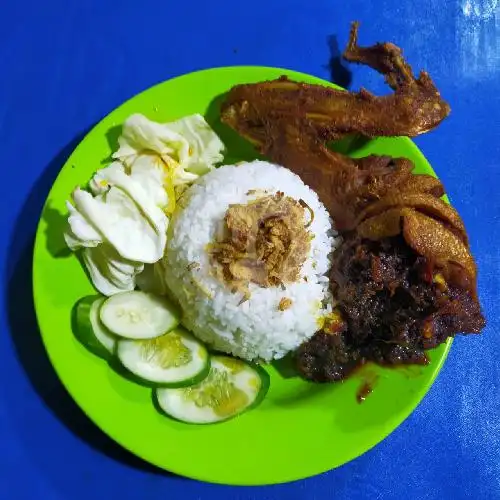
332 362 426 434
42 124 130 259
271 356 344 408
271 358 419 434
332 390 410 435
272 353 299 379
101 125 122 164
5 132 174 478
106 355 163 391
43 203 72 258
329 135 370 156
270 380 336 409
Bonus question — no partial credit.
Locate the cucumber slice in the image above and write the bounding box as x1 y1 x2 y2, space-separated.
74 296 117 359
116 327 210 387
100 291 180 339
155 356 269 424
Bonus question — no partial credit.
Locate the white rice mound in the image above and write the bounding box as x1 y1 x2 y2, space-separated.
164 160 340 362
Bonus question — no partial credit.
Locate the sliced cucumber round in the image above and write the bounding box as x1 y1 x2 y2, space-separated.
74 295 117 359
155 356 269 424
116 327 210 387
100 291 180 339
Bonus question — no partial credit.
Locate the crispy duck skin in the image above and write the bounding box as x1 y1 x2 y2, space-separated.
221 22 450 142
355 193 468 244
356 206 477 294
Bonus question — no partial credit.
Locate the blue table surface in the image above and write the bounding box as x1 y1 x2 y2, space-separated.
2 1 500 498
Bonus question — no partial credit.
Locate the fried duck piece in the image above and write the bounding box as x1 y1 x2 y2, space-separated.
251 117 484 380
221 22 450 142
221 23 447 228
220 24 484 383
256 116 444 231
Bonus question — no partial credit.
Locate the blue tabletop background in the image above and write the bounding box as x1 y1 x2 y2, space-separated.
2 1 500 498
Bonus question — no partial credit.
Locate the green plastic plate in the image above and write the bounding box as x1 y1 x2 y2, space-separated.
33 67 451 485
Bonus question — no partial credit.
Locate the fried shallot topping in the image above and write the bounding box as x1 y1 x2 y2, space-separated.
209 193 312 295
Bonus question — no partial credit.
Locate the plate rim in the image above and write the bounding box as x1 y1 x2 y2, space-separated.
32 65 453 485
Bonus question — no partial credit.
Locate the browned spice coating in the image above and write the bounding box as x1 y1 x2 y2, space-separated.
221 22 450 143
